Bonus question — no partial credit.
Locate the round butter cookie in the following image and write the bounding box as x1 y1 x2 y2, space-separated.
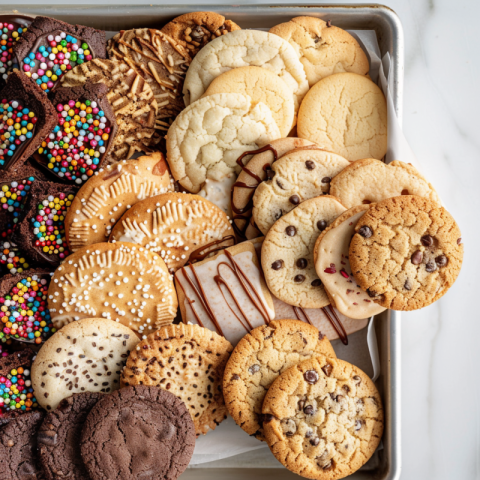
253 148 350 234
183 29 309 109
349 195 463 310
297 73 387 161
47 242 178 336
223 319 335 441
31 318 139 411
203 66 295 137
330 158 440 208
65 153 173 253
269 16 369 87
121 323 233 435
262 196 346 308
262 355 383 480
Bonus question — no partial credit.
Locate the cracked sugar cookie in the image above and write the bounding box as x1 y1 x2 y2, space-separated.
269 16 369 87
330 158 440 208
183 29 309 109
297 73 387 161
47 242 178 335
223 320 335 441
262 355 383 480
121 323 233 435
253 148 350 234
349 195 463 310
65 153 173 253
262 196 346 308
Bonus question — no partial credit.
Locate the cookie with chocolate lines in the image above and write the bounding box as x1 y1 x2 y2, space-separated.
349 195 463 310
121 323 233 435
223 319 335 441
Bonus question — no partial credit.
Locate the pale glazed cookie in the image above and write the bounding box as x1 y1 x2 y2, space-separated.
109 192 234 272
349 195 463 311
262 355 383 479
183 29 309 109
121 323 233 435
161 11 241 57
166 93 281 199
175 240 275 346
253 148 350 234
65 153 173 252
269 16 369 87
47 242 178 336
314 205 386 319
262 196 346 308
60 58 159 163
31 318 139 410
330 158 440 208
298 73 387 161
223 320 335 441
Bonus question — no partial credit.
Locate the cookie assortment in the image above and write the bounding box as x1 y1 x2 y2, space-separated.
0 11 463 480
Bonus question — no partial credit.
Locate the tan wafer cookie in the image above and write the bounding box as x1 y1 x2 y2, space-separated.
223 320 335 441
60 58 158 163
65 153 173 252
121 323 233 435
47 242 178 337
262 355 383 480
109 192 235 272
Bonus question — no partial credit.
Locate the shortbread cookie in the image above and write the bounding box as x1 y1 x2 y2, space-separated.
262 355 383 479
161 11 241 57
253 148 350 234
298 73 387 161
175 240 275 345
223 320 335 441
183 29 309 109
65 154 173 252
314 205 386 319
121 323 233 435
269 16 369 87
203 66 295 136
262 196 346 308
349 195 463 310
330 158 440 208
166 93 281 196
47 242 177 335
31 318 139 411
81 386 195 480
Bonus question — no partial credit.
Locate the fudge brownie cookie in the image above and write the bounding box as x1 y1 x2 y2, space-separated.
81 385 195 480
298 73 387 161
47 242 177 335
0 410 45 480
269 16 369 87
349 195 463 310
223 320 335 441
65 153 173 252
252 148 350 234
161 11 241 57
330 158 440 208
262 355 384 480
121 323 233 435
31 318 139 411
38 392 102 480
261 196 346 308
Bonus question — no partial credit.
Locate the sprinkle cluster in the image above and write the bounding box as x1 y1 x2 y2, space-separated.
0 100 37 168
23 32 92 91
38 100 110 184
0 276 55 344
0 177 35 237
0 364 38 414
0 22 28 82
1 241 29 275
32 193 74 258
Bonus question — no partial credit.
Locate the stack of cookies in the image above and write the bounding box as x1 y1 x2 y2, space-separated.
0 10 463 480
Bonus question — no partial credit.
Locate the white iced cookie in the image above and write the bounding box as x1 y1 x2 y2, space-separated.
183 29 309 109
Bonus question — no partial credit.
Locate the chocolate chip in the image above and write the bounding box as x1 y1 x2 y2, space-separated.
289 195 300 205
296 258 308 269
421 235 433 247
358 226 372 238
317 220 327 231
318 331 325 340
266 168 275 180
231 374 240 381
355 420 362 430
362 199 372 204
401 189 409 195
276 179 285 189
298 399 305 410
435 255 448 267
304 405 315 415
404 279 412 291
248 364 260 374
262 414 274 424
342 385 350 393
310 437 320 446
411 250 423 265
321 177 331 184
191 25 205 40
311 279 322 287
322 460 333 471
304 369 319 384
294 274 305 283
353 375 361 384
286 431 294 437
274 210 282 220
271 260 284 270
305 429 313 438
425 261 437 273
322 364 333 376
305 160 315 170
367 288 377 298
37 430 58 446
335 395 344 402
457 237 462 245
286 226 297 236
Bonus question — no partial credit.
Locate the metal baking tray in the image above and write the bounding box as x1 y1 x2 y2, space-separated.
8 4 403 480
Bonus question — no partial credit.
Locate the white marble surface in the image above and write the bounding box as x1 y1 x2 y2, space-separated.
10 0 480 478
